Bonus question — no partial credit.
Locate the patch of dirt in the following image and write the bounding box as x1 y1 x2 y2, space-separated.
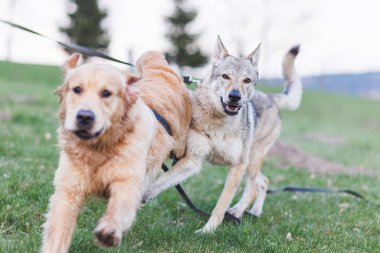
0 111 11 121
303 133 346 145
7 95 37 104
268 141 378 176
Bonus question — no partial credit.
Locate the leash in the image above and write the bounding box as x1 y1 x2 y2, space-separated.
267 186 378 205
0 19 201 85
0 19 135 67
267 186 368 199
244 186 378 218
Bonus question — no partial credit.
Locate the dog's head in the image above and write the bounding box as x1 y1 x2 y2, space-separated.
205 36 261 116
57 54 139 141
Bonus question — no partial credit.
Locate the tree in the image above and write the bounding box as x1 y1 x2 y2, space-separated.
165 0 208 68
60 0 109 53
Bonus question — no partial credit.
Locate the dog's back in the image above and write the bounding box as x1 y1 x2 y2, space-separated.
135 51 192 159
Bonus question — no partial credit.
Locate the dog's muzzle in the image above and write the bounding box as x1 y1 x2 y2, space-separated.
220 97 242 116
73 110 103 140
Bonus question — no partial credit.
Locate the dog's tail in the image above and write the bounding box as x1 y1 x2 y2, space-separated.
270 45 302 110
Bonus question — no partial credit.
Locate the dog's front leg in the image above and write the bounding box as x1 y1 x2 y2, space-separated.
143 130 209 202
227 149 265 218
143 156 203 202
248 173 269 216
197 163 246 234
42 188 85 253
94 171 144 247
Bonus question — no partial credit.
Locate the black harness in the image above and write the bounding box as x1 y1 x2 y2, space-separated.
152 110 173 136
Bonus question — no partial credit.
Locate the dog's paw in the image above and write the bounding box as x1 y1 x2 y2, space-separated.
94 217 122 247
247 207 263 217
142 190 155 204
195 219 220 234
195 224 216 234
227 206 244 219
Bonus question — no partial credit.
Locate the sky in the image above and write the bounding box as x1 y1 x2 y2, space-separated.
0 0 380 78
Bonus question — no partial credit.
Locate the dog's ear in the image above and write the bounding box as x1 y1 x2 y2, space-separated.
55 84 68 104
247 43 261 66
126 73 141 85
124 73 140 106
214 35 229 63
63 53 81 75
124 83 140 108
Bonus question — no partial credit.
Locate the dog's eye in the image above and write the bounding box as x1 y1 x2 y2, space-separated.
243 78 251 84
222 74 230 80
101 89 112 98
73 86 82 94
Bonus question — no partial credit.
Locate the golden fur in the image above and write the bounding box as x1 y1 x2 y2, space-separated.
42 51 191 252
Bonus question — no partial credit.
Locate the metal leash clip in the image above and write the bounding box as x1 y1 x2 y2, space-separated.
182 75 201 86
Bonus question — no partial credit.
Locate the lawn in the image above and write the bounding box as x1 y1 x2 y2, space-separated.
0 61 379 253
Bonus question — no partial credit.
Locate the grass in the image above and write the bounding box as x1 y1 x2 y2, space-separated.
0 61 379 252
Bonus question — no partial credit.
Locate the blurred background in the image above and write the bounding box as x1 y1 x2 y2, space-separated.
1 0 380 98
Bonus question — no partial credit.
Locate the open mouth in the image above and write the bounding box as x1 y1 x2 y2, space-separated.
74 128 104 140
220 97 242 116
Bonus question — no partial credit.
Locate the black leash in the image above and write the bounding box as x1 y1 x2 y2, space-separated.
0 19 135 67
243 186 378 218
267 186 376 204
0 19 202 85
267 186 366 198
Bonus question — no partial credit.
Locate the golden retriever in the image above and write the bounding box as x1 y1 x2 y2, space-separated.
41 51 191 252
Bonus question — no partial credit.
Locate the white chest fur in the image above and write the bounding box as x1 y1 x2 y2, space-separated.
206 129 243 166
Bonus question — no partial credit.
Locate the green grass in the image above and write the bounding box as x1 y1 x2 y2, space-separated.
0 61 379 252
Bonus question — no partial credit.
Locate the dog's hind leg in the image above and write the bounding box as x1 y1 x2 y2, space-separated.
42 188 85 253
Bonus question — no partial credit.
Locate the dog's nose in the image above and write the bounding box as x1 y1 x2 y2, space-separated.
228 90 241 102
76 110 95 129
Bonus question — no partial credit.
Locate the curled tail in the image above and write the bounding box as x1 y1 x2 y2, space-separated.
270 45 302 110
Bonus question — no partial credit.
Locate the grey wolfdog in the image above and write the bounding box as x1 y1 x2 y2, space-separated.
144 36 302 233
